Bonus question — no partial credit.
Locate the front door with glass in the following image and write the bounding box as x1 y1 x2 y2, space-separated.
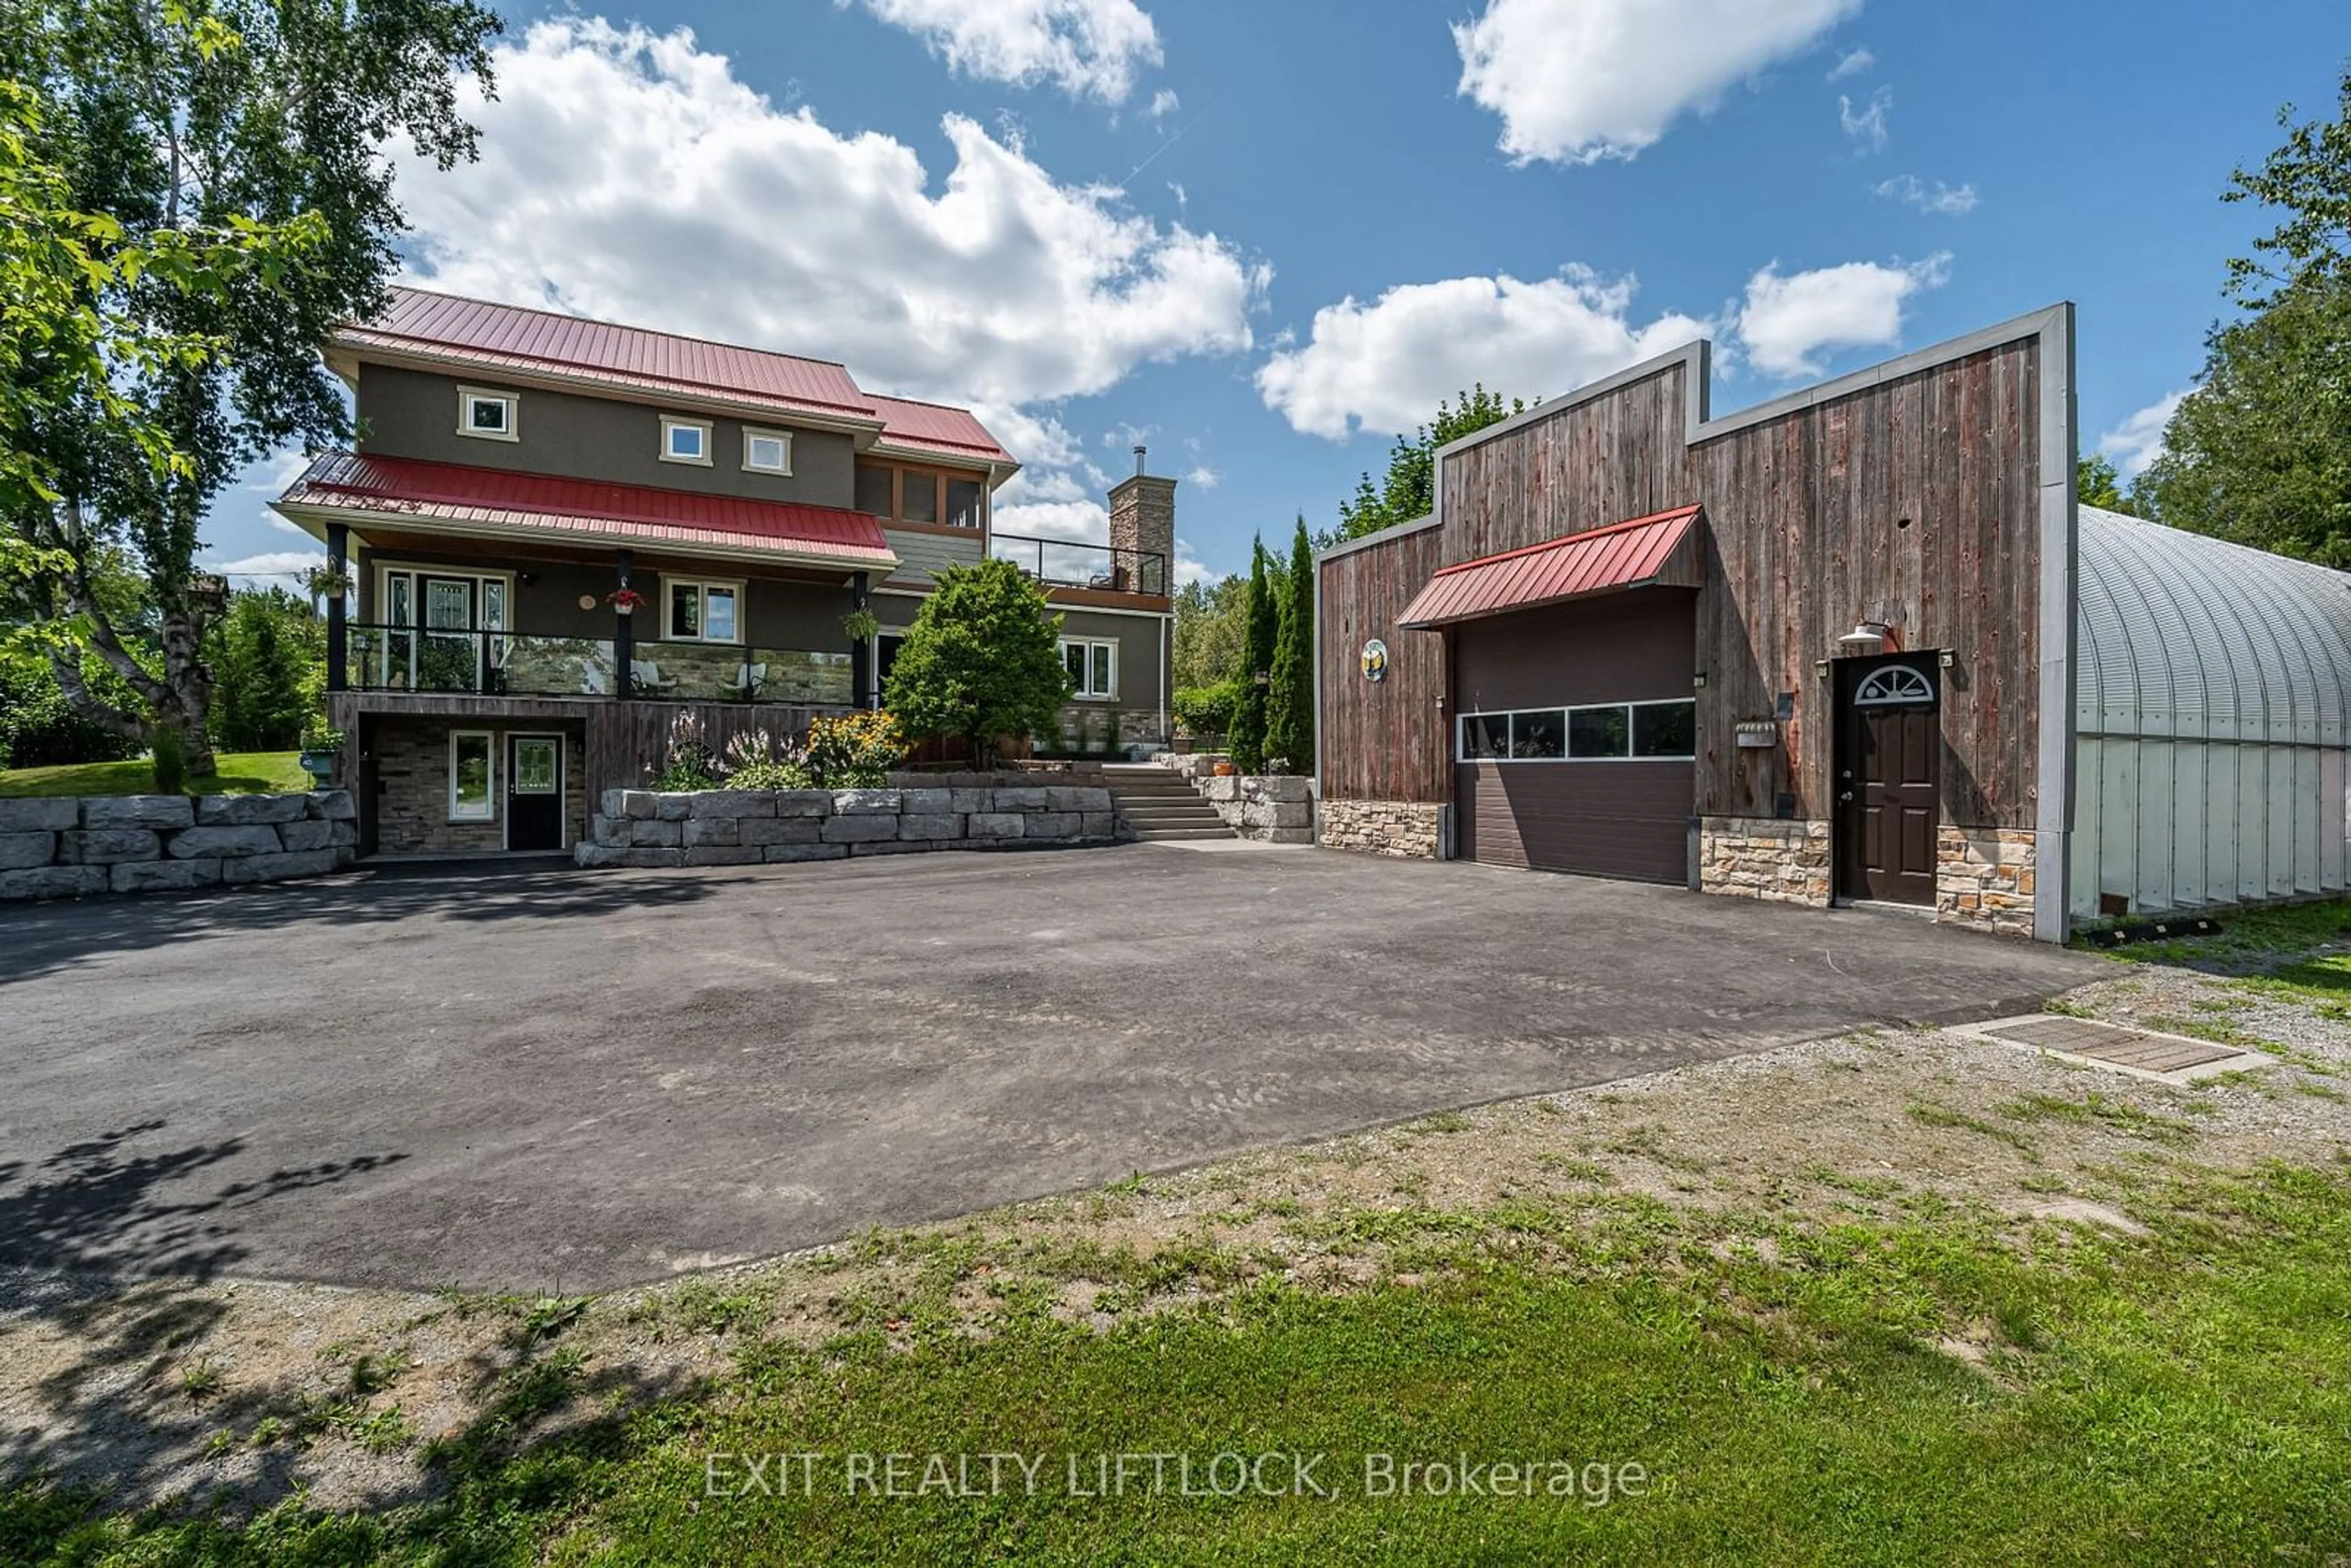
506 734 563 850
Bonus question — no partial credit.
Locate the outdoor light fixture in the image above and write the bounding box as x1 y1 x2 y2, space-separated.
1939 650 1957 669
1837 620 1891 651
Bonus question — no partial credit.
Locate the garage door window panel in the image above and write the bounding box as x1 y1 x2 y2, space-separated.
1632 700 1697 759
1510 709 1566 759
1459 713 1509 760
1569 706 1630 759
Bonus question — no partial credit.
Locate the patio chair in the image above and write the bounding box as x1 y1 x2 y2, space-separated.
631 659 678 696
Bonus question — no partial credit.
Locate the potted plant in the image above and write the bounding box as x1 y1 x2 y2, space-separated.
306 563 354 603
607 586 647 615
299 725 347 781
1171 722 1195 755
1211 759 1238 778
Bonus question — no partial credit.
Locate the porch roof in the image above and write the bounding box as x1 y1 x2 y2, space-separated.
1397 505 1704 628
276 452 898 572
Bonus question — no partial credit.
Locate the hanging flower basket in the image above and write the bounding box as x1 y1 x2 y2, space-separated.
607 587 646 614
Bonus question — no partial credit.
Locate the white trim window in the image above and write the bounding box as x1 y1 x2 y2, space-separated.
664 577 743 643
449 730 497 820
457 386 519 442
1061 637 1116 700
1457 699 1697 762
742 427 793 475
661 415 714 466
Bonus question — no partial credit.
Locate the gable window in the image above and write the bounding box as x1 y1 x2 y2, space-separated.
661 416 713 466
457 387 518 442
742 428 793 475
664 577 741 643
1062 637 1116 700
449 732 495 820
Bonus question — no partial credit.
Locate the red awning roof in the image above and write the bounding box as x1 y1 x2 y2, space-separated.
867 392 1012 463
1397 505 1704 628
277 452 896 570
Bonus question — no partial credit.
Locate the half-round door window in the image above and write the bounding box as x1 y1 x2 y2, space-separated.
1853 664 1936 707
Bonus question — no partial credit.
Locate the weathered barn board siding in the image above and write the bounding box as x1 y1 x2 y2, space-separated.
1318 523 1450 803
1689 339 2042 826
585 701 841 797
1346 335 2046 833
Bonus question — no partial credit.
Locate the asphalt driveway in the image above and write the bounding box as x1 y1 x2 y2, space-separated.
0 843 2099 1291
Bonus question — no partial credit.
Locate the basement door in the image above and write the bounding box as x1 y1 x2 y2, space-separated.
1834 656 1941 906
507 734 564 852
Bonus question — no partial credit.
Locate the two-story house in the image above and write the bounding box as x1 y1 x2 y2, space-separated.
274 287 1176 856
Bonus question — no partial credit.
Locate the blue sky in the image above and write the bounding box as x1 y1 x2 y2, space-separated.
206 0 2347 589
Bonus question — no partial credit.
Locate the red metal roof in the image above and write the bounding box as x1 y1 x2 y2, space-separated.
277 452 895 568
343 287 879 423
1397 505 1704 628
867 392 1011 464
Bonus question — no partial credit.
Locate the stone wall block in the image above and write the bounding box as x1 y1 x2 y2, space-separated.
0 832 55 871
0 865 108 899
967 812 1026 839
682 817 740 847
628 819 683 848
772 790 835 817
221 849 340 884
277 820 337 853
688 790 774 819
306 789 358 821
113 859 223 893
82 795 193 831
170 825 288 859
819 814 900 843
61 828 163 865
740 816 822 846
763 843 849 863
197 793 306 826
0 798 78 832
898 813 964 841
833 789 903 815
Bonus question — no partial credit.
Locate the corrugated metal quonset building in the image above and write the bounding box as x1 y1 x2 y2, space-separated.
1313 302 2351 942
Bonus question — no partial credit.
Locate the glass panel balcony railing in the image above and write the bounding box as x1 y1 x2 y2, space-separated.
626 642 853 704
342 625 852 705
988 533 1167 596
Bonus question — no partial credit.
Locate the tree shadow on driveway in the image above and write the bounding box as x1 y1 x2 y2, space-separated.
1 863 726 987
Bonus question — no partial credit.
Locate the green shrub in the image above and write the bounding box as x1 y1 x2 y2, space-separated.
149 726 187 793
805 711 905 787
728 756 815 789
0 662 143 768
1174 681 1240 736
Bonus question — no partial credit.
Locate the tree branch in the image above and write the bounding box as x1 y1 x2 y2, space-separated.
47 650 148 741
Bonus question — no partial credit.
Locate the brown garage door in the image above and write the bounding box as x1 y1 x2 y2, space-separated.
1450 592 1696 885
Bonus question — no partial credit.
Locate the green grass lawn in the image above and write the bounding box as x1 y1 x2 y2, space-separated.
13 1161 2349 1566
0 751 309 798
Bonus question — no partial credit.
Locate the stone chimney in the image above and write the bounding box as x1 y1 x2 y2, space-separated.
1106 445 1176 595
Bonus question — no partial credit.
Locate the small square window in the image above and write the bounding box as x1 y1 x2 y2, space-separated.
1569 706 1631 759
1633 700 1697 759
457 388 517 441
1459 713 1507 761
664 579 744 643
661 417 712 465
743 430 792 474
1510 709 1566 759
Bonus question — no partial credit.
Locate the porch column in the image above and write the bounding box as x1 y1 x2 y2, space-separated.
324 521 348 693
614 549 636 699
850 570 872 709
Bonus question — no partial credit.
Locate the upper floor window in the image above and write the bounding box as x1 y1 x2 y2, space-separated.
856 461 986 529
743 428 793 475
665 577 741 643
457 387 518 442
661 416 713 467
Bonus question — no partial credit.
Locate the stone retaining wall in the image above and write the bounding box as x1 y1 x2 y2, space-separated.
0 790 358 901
1151 754 1316 844
578 783 1119 867
1317 798 1441 858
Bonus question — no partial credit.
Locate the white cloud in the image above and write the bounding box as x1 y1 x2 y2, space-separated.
205 549 326 590
396 20 1266 417
1147 88 1180 120
1452 0 1862 165
1874 174 1978 215
2098 391 2186 480
1826 45 1873 81
846 0 1161 103
1735 253 1949 378
1256 267 1708 440
1170 538 1219 588
1185 465 1219 489
1839 87 1890 149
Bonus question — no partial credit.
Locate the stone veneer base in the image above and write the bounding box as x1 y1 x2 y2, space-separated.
1700 815 2038 937
1318 798 1441 859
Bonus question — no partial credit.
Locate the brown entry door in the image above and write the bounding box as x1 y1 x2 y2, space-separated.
1834 656 1941 905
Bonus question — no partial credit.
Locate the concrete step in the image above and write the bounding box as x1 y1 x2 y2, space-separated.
1122 812 1227 829
1134 826 1241 841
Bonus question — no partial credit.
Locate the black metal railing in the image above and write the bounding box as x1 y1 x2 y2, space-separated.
989 533 1166 595
342 625 855 705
